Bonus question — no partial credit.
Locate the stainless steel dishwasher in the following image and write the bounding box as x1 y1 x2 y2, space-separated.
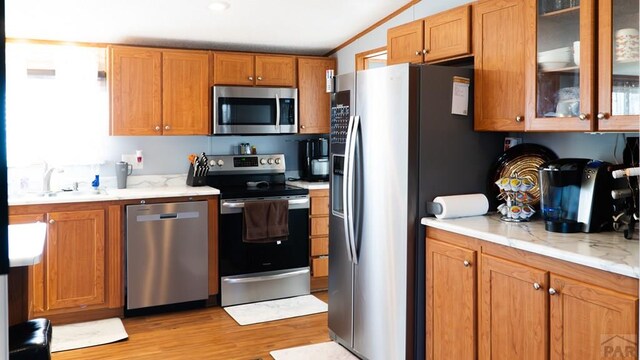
126 201 208 310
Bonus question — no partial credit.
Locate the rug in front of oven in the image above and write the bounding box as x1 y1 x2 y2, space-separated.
223 294 327 325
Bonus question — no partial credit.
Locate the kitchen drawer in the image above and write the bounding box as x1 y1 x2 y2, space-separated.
311 237 329 256
310 196 329 216
312 257 328 277
310 216 329 236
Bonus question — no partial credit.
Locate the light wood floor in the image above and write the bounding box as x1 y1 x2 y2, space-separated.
52 292 330 360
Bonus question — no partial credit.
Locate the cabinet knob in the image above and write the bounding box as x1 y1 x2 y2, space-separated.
155 126 161 131
301 125 306 129
415 50 421 56
463 260 471 267
248 76 254 81
515 116 523 122
257 76 263 81
533 282 541 290
548 287 557 295
423 49 428 54
578 113 588 121
596 112 607 120
164 125 170 130
49 219 55 224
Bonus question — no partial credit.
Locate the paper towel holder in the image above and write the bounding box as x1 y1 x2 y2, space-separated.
426 202 443 216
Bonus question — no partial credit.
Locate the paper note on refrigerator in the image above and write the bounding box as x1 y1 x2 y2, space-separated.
451 76 470 116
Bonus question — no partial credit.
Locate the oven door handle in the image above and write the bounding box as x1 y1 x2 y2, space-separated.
223 268 310 284
221 198 309 208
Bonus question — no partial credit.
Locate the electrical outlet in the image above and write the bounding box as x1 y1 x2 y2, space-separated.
122 154 143 170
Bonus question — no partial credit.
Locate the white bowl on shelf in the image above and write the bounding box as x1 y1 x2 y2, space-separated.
539 61 570 71
573 41 580 66
538 50 572 63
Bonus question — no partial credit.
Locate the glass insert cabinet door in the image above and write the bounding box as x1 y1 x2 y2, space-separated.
598 0 640 131
528 0 595 131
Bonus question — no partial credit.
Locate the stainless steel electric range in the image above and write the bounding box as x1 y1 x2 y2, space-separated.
205 154 310 306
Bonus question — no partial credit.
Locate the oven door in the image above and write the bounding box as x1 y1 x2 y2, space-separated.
212 86 298 135
218 195 309 277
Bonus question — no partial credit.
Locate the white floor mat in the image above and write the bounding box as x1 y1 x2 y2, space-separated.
270 341 359 360
51 317 128 353
223 294 327 325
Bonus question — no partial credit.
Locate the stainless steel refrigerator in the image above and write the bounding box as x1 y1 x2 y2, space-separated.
328 63 503 360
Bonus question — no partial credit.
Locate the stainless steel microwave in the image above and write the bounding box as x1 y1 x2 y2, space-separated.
212 86 298 135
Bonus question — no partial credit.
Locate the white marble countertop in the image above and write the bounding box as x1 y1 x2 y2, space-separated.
287 180 329 190
422 215 639 279
9 223 46 267
9 174 220 206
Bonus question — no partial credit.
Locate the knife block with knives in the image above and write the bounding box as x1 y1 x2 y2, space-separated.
186 153 209 186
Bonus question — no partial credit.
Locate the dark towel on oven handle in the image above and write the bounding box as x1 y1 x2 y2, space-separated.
267 200 289 239
242 200 289 243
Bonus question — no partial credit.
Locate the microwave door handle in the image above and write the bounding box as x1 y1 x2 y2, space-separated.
275 94 281 132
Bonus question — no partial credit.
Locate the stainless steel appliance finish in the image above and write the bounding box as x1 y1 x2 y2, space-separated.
126 201 208 310
221 267 310 306
206 154 311 307
328 64 504 360
212 86 298 135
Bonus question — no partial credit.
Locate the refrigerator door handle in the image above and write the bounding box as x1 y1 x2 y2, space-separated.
346 115 360 265
342 115 355 263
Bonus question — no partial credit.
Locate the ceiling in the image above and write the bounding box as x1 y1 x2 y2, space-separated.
6 0 412 56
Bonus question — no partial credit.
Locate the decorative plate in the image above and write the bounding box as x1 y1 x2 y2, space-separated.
487 144 558 207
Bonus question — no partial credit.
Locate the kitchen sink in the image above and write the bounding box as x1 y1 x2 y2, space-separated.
42 189 107 197
10 189 108 202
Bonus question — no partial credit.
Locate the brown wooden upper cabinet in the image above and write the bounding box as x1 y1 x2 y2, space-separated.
387 4 472 66
525 0 639 132
474 0 527 131
109 46 211 135
213 52 296 87
297 57 336 134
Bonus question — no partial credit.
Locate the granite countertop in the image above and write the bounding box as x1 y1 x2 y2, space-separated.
9 223 46 267
422 215 639 279
9 174 220 206
287 180 330 190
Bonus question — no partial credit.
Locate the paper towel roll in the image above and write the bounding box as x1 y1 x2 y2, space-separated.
432 193 489 219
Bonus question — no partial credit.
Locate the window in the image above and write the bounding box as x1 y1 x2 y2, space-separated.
6 42 108 167
355 46 387 71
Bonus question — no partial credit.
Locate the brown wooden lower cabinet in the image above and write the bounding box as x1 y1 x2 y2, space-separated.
426 239 477 360
426 227 639 360
309 189 329 290
9 195 219 324
549 275 638 360
480 254 548 360
10 203 120 324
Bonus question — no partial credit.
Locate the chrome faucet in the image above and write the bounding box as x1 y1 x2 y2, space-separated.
42 162 63 193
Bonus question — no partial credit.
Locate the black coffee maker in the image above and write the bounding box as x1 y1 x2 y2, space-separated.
538 158 614 233
299 138 329 181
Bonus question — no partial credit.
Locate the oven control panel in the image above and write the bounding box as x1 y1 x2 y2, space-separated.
207 154 286 173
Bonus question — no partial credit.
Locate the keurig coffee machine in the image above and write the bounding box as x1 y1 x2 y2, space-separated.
299 138 329 181
538 158 614 233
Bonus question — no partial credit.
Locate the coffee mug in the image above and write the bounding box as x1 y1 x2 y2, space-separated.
115 161 133 189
